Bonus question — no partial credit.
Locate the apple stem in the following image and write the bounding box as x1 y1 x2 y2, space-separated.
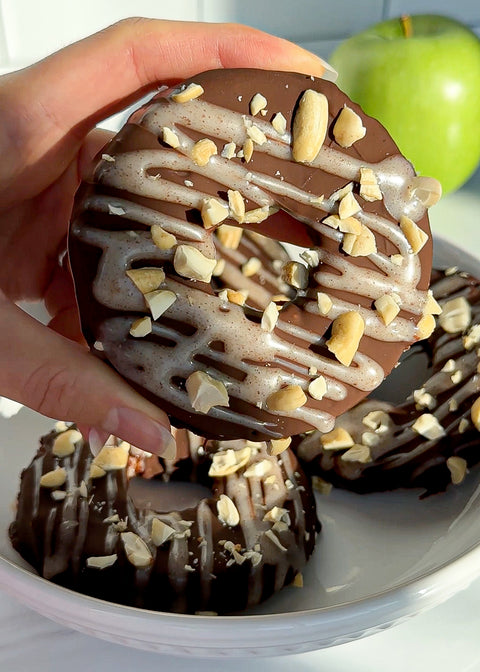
400 14 413 38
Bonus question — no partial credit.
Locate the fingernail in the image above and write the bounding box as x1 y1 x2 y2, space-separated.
88 428 111 456
103 407 176 459
316 56 338 82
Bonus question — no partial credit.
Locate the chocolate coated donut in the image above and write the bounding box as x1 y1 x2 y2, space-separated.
10 425 317 614
70 68 440 441
296 268 480 497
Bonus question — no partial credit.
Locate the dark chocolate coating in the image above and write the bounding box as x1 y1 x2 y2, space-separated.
69 68 433 441
296 268 480 497
10 427 318 614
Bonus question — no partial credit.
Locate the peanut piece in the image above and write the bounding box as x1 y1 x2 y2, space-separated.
173 245 217 282
151 225 177 250
201 197 229 229
326 311 365 366
320 427 354 450
266 384 307 412
399 215 429 254
121 532 153 568
342 225 377 257
272 112 287 135
359 167 382 201
144 290 177 320
338 192 361 219
162 127 180 148
268 437 292 456
129 316 152 338
126 267 166 295
308 375 327 400
186 371 229 414
374 294 400 326
217 494 240 527
250 93 268 116
438 296 471 334
40 467 67 488
172 83 204 103
333 106 366 147
216 224 243 249
52 429 83 457
227 190 245 223
292 89 328 163
191 138 217 166
447 456 467 485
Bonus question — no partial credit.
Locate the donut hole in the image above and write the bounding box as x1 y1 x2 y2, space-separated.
371 342 431 406
128 477 211 513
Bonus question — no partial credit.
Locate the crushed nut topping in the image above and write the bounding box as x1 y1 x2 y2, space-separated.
86 554 118 570
121 532 153 568
216 224 243 249
40 467 67 488
268 437 292 456
320 427 354 450
144 289 177 320
52 429 83 458
271 112 287 135
338 192 361 219
375 294 400 326
208 447 252 477
217 494 240 527
186 371 230 414
173 245 217 282
399 215 428 254
447 456 467 485
292 89 328 163
359 167 382 201
227 190 246 222
308 375 327 400
333 106 366 147
172 82 204 103
191 138 217 166
341 443 371 463
261 301 279 332
250 92 268 116
326 311 365 366
412 413 445 440
438 296 471 334
201 197 229 229
266 384 307 412
126 267 166 294
162 127 180 148
151 225 177 250
129 316 152 338
151 518 176 546
317 292 333 316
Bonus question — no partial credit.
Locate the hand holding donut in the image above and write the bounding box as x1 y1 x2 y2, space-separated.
0 18 330 454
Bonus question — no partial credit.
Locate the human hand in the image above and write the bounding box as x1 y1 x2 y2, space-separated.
0 17 330 454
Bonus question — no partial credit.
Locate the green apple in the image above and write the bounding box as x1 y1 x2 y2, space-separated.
330 14 480 193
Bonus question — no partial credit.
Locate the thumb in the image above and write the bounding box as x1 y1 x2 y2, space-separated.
0 292 175 457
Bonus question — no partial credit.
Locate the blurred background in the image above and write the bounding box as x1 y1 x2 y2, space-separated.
0 0 478 72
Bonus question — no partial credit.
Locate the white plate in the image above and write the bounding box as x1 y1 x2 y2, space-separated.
1 237 480 658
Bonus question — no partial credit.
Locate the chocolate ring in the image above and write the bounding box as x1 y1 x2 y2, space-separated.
10 425 317 614
69 68 440 441
296 267 480 497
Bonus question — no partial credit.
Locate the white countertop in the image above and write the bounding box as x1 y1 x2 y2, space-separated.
1 166 479 670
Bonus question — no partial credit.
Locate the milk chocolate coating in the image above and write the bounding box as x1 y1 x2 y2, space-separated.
296 268 480 497
69 68 433 441
10 427 318 614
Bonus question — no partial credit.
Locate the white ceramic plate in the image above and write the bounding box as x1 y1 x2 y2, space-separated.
2 237 480 658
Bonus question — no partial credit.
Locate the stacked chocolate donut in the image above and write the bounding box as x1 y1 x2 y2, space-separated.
11 68 456 614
